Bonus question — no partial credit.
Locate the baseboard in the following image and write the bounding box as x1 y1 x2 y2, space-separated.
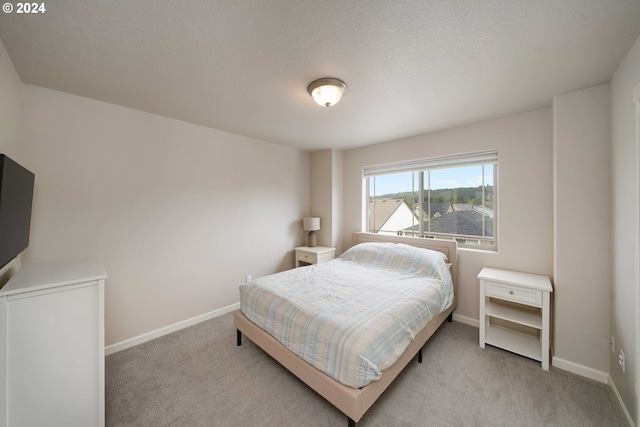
608 376 636 427
452 313 479 328
105 303 240 355
551 356 609 384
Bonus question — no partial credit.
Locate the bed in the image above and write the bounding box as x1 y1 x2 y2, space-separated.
234 232 458 426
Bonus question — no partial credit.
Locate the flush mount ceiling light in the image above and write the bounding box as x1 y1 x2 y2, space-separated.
307 78 347 107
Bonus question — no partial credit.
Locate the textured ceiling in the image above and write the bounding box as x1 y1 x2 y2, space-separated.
1 1 640 151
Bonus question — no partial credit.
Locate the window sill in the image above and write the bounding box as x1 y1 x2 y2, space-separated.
459 246 498 255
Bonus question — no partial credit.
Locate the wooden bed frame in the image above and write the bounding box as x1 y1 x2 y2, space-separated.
234 232 458 426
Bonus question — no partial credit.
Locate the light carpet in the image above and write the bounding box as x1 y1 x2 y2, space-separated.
106 313 627 426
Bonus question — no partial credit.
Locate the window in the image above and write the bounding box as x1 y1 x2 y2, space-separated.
365 151 497 250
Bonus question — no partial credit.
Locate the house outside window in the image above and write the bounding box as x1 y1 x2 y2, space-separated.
365 151 498 250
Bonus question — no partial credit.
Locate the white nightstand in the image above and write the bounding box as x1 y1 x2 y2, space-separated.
295 246 336 267
478 267 553 370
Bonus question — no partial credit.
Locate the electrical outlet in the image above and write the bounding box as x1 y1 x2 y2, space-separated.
245 275 252 283
611 335 615 353
619 350 625 373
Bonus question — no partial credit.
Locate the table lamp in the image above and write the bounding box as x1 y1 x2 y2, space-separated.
303 217 320 247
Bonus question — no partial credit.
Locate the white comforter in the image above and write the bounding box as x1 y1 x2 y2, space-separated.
239 242 453 388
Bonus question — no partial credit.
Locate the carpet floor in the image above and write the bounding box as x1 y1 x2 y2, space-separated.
106 313 627 426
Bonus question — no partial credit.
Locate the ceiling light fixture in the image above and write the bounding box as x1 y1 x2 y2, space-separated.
307 78 347 107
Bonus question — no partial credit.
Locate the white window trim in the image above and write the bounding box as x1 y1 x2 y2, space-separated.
364 151 498 177
364 150 498 251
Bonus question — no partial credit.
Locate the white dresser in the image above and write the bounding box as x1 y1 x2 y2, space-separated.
478 267 552 370
0 258 106 427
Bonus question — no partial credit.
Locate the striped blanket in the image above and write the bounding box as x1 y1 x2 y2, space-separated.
239 242 453 388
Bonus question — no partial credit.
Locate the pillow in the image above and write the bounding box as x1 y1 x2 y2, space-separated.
339 242 448 277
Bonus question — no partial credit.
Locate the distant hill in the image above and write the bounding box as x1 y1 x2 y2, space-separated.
374 186 493 209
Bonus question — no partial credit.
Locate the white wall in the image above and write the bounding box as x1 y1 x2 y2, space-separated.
342 108 554 323
611 34 640 425
21 84 310 346
553 84 611 378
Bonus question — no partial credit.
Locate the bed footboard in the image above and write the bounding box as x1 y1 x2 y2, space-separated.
234 302 454 425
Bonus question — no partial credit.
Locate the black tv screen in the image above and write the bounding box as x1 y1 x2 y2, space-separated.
0 155 35 270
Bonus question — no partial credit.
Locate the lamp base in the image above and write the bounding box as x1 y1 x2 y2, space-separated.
307 231 317 247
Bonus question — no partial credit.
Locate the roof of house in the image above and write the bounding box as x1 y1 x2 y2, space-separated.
472 205 494 219
429 210 494 237
420 202 453 218
451 204 474 211
404 210 493 238
369 199 413 231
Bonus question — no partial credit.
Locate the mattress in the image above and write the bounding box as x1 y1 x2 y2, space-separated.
239 242 453 388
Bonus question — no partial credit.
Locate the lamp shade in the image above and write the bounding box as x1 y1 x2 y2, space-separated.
307 78 347 107
303 217 320 231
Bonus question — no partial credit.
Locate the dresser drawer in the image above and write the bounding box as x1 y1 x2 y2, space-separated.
485 280 542 306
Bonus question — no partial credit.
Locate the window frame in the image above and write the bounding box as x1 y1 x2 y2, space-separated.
365 151 498 251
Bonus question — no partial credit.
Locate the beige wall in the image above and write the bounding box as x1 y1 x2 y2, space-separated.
310 150 333 248
342 108 554 323
611 34 640 424
0 38 22 161
553 84 611 376
331 149 344 253
0 37 24 282
21 84 310 346
310 149 344 253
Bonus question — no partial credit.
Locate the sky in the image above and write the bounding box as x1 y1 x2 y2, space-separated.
369 165 495 196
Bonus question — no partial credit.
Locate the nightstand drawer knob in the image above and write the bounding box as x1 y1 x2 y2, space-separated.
509 290 514 295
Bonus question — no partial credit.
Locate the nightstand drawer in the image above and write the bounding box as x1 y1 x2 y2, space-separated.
298 252 317 263
485 280 542 306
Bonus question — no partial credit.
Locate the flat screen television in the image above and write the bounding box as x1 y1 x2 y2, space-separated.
0 154 35 271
